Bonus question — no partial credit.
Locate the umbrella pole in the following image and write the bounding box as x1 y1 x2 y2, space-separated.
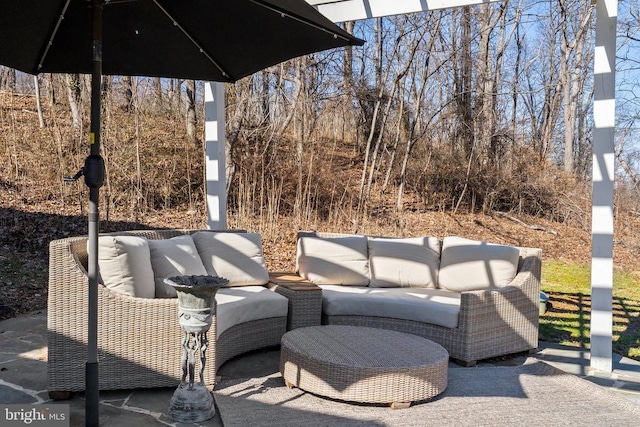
86 2 104 427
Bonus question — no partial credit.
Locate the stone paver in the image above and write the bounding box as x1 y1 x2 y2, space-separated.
1 311 639 425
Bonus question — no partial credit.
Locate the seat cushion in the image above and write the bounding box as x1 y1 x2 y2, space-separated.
193 231 269 286
320 285 461 329
297 235 369 286
97 236 155 298
368 236 441 288
215 287 288 337
148 235 208 298
438 236 520 292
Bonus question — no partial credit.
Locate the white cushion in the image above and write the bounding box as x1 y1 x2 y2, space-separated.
215 287 288 337
193 231 269 286
368 236 440 288
438 236 520 292
97 236 155 298
148 235 208 298
320 285 461 329
297 235 369 286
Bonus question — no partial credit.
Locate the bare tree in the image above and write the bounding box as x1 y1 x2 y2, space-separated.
153 77 163 111
185 79 197 145
559 0 594 174
34 76 45 128
44 74 60 106
66 73 82 132
122 76 134 112
396 16 443 212
225 79 251 193
342 21 357 146
0 66 16 91
453 6 474 157
357 16 407 210
521 3 563 163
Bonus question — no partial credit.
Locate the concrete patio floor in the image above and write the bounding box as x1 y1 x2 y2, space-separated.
1 310 640 426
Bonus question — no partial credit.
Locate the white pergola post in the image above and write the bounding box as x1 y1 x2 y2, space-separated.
590 0 617 373
204 81 227 230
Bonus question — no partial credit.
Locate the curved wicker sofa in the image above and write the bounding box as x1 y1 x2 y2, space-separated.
47 229 287 396
295 231 542 366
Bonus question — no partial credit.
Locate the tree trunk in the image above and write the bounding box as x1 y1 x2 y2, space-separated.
560 0 593 174
396 18 437 212
185 79 197 145
342 20 356 146
153 77 163 111
293 57 307 220
261 70 270 125
34 76 45 128
66 73 82 132
122 76 134 112
456 7 474 157
559 0 574 173
511 2 523 150
475 4 494 156
45 74 58 106
225 80 251 194
0 66 16 91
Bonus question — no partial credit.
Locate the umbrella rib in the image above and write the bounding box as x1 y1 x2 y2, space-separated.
37 0 73 72
249 0 352 42
152 0 234 81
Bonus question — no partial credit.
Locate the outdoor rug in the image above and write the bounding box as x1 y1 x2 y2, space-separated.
213 359 640 426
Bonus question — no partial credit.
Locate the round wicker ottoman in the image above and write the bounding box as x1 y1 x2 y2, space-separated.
279 325 448 408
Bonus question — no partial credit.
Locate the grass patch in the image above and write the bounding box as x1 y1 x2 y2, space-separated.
540 259 640 361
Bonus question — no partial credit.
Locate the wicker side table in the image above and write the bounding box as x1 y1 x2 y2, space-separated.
280 325 448 408
268 272 322 330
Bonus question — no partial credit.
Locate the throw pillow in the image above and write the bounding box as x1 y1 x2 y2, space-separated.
97 235 155 298
192 231 269 286
368 236 441 288
438 236 520 292
297 235 369 285
148 235 208 298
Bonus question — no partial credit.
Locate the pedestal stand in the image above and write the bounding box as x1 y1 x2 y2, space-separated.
164 275 228 423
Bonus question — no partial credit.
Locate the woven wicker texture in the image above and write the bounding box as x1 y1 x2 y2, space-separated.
47 229 286 393
268 277 322 329
280 325 448 404
217 317 287 368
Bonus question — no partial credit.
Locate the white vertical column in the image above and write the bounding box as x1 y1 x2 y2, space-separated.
204 82 227 230
590 0 617 373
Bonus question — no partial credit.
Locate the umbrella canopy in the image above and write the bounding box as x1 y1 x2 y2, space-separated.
0 2 362 425
0 0 363 81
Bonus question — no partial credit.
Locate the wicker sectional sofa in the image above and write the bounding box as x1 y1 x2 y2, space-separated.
47 228 542 397
47 229 311 396
292 231 542 366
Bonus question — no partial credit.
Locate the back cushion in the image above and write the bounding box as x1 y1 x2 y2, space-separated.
297 235 369 286
438 236 520 292
192 231 269 286
97 236 155 298
368 236 441 288
148 235 208 298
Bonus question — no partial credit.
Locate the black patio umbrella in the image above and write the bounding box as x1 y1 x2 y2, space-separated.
0 1 363 425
